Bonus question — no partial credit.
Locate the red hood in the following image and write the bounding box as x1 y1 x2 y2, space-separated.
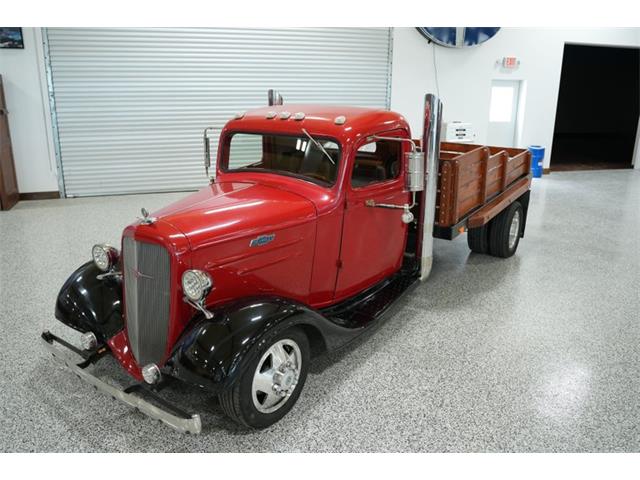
152 181 317 250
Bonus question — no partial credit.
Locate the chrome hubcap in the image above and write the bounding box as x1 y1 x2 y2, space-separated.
251 339 302 414
509 210 521 250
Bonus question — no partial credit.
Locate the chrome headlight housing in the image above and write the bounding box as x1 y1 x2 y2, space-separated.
91 244 119 272
182 270 213 303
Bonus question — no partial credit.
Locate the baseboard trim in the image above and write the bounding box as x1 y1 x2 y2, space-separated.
19 191 60 201
543 168 551 174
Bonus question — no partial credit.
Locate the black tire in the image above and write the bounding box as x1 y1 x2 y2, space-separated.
220 326 310 429
488 201 523 258
467 224 490 254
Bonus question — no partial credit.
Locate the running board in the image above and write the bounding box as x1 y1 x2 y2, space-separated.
321 270 419 328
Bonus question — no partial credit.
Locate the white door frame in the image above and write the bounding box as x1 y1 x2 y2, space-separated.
633 115 640 169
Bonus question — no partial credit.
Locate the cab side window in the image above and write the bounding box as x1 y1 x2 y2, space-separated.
351 139 401 187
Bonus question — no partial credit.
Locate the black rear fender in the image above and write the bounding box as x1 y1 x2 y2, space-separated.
518 190 531 237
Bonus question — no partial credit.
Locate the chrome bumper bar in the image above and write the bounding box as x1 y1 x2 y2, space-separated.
41 331 202 434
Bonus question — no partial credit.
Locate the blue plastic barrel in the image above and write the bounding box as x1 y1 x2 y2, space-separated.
528 145 545 178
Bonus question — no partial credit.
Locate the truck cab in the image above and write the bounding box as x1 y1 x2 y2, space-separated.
43 94 531 432
211 104 415 306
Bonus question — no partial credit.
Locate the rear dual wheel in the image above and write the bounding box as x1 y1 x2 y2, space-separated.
467 223 490 254
467 201 523 258
488 201 523 258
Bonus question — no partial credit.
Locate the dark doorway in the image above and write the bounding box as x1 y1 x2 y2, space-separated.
551 44 639 171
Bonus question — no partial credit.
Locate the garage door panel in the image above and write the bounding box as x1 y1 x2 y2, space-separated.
46 27 392 197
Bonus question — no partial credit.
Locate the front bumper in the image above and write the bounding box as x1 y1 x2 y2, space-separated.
41 331 202 434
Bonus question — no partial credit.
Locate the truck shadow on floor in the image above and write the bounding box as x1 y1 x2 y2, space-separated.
300 248 522 412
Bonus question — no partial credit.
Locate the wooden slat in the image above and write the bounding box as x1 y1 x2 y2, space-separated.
435 142 531 228
450 161 461 224
468 176 532 228
440 142 484 154
500 152 509 191
436 161 453 226
480 148 489 204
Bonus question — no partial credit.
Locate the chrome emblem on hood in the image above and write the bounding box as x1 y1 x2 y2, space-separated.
250 234 275 247
139 207 157 225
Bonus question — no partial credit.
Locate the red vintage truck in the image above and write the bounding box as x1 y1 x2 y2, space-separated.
42 92 532 433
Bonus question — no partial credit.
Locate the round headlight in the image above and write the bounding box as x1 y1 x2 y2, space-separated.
182 270 213 302
92 244 119 272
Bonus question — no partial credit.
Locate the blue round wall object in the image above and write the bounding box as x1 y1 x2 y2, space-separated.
416 27 501 48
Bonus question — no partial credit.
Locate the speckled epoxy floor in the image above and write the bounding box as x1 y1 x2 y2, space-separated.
0 170 638 452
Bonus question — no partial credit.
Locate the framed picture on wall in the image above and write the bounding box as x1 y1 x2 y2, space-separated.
0 28 24 49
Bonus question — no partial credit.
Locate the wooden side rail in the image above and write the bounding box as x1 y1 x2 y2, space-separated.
467 175 532 229
436 142 531 228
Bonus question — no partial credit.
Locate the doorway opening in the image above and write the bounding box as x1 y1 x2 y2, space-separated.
488 79 524 147
551 43 640 171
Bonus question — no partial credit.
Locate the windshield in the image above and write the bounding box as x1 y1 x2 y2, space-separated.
225 132 341 186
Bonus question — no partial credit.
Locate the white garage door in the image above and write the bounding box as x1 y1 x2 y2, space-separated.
44 28 393 197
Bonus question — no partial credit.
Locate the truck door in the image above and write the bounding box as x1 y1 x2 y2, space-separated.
335 132 411 300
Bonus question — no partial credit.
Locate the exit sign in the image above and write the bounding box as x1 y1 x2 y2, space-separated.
502 56 520 69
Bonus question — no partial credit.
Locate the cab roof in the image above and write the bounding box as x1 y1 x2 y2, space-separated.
222 104 411 145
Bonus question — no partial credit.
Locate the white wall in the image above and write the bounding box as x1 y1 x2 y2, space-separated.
0 27 58 193
2 27 639 194
391 27 640 169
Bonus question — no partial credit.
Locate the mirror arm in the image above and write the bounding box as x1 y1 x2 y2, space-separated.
365 192 416 224
367 136 419 152
203 127 216 183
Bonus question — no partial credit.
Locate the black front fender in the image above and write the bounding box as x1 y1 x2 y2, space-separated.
54 261 124 341
166 297 351 393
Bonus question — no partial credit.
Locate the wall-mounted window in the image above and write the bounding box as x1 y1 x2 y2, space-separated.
488 80 523 147
489 85 516 122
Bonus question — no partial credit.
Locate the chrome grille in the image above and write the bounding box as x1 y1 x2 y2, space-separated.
123 237 171 366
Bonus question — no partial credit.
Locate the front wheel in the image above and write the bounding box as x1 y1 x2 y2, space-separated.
220 327 310 428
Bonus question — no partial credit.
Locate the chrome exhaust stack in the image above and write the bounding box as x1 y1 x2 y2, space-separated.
203 126 216 182
420 93 443 281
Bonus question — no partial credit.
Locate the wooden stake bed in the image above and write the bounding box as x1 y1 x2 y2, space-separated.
433 142 532 239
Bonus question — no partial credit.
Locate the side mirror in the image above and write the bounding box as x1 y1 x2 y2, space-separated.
406 151 426 192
